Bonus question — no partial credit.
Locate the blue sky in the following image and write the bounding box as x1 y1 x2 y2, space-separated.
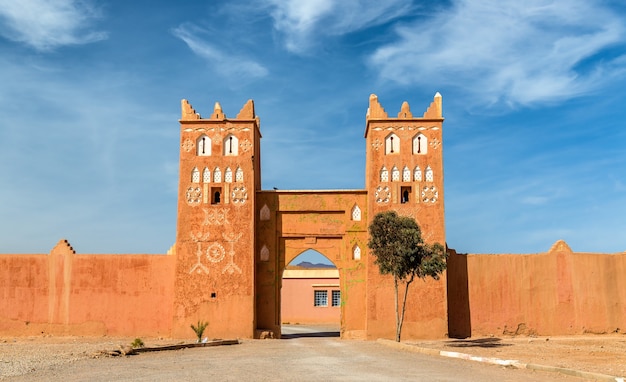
1 0 625 256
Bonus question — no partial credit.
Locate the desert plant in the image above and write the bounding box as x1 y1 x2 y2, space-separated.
131 338 145 348
190 320 209 343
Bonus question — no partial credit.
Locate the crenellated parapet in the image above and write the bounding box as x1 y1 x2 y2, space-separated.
181 99 201 120
181 99 258 122
423 92 442 119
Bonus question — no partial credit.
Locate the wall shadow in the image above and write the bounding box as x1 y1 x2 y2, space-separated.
444 337 512 348
447 249 472 338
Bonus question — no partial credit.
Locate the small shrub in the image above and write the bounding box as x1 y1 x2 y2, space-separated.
191 320 209 343
131 338 145 348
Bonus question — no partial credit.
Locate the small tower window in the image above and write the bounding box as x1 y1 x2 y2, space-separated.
385 133 400 154
211 187 222 204
235 167 244 182
213 167 222 183
223 134 239 156
400 186 412 204
425 166 434 182
260 245 270 262
351 205 361 221
403 166 411 182
352 245 361 261
196 135 211 156
414 166 422 181
380 166 389 182
391 166 400 182
260 204 270 221
202 167 210 183
224 167 233 183
191 167 200 183
413 134 427 155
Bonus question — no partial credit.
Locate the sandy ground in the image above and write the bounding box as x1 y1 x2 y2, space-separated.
1 332 625 380
409 335 626 378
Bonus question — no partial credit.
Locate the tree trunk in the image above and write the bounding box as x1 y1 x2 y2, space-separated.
396 275 414 342
394 277 400 342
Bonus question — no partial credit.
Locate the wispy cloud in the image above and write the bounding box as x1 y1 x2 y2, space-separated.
172 23 269 79
265 0 413 54
0 0 107 51
370 0 626 107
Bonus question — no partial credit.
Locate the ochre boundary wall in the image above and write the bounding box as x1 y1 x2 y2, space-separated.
0 240 175 337
2 238 625 339
448 240 626 338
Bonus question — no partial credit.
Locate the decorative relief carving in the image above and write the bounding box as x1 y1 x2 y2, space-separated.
231 185 248 204
260 204 270 221
421 185 438 203
189 231 211 274
375 186 390 203
203 208 229 225
186 187 202 206
240 138 252 153
182 138 194 152
371 138 382 151
206 242 226 263
430 138 441 150
396 205 422 218
222 232 243 274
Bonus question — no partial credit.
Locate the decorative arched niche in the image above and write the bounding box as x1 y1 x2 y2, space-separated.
380 166 389 182
196 135 211 156
351 204 361 221
223 134 239 156
385 133 400 154
352 244 361 260
413 133 427 155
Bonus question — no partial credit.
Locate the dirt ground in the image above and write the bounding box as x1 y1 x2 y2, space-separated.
1 333 625 380
409 334 626 378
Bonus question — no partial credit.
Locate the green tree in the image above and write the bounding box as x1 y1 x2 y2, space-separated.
367 211 447 342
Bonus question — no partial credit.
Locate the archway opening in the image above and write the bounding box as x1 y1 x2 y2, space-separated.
280 249 340 338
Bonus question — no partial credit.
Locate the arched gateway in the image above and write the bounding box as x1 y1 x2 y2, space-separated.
173 95 447 340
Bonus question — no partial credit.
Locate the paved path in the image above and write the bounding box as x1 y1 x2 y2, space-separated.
7 330 584 381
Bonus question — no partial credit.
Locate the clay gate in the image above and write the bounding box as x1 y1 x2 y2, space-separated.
255 190 369 338
172 95 448 340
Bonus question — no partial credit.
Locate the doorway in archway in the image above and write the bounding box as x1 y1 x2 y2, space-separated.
281 249 340 338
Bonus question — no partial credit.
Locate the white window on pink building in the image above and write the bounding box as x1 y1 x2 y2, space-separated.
314 290 328 307
332 290 341 307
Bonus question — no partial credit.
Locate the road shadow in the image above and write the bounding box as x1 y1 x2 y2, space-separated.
280 324 340 339
444 338 512 348
281 331 340 339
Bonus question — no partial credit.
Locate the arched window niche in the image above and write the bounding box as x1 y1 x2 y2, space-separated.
196 135 211 156
425 166 434 182
351 204 361 221
235 167 244 182
385 133 400 154
413 133 427 155
380 166 389 182
223 134 239 156
352 245 361 261
224 167 233 183
213 167 222 183
202 167 210 183
403 166 411 182
391 166 400 182
414 166 422 181
191 167 200 183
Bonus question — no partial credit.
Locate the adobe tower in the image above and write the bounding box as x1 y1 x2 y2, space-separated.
173 100 261 338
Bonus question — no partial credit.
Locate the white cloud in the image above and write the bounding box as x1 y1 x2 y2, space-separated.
172 23 269 79
369 0 626 107
265 0 413 54
0 0 107 51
